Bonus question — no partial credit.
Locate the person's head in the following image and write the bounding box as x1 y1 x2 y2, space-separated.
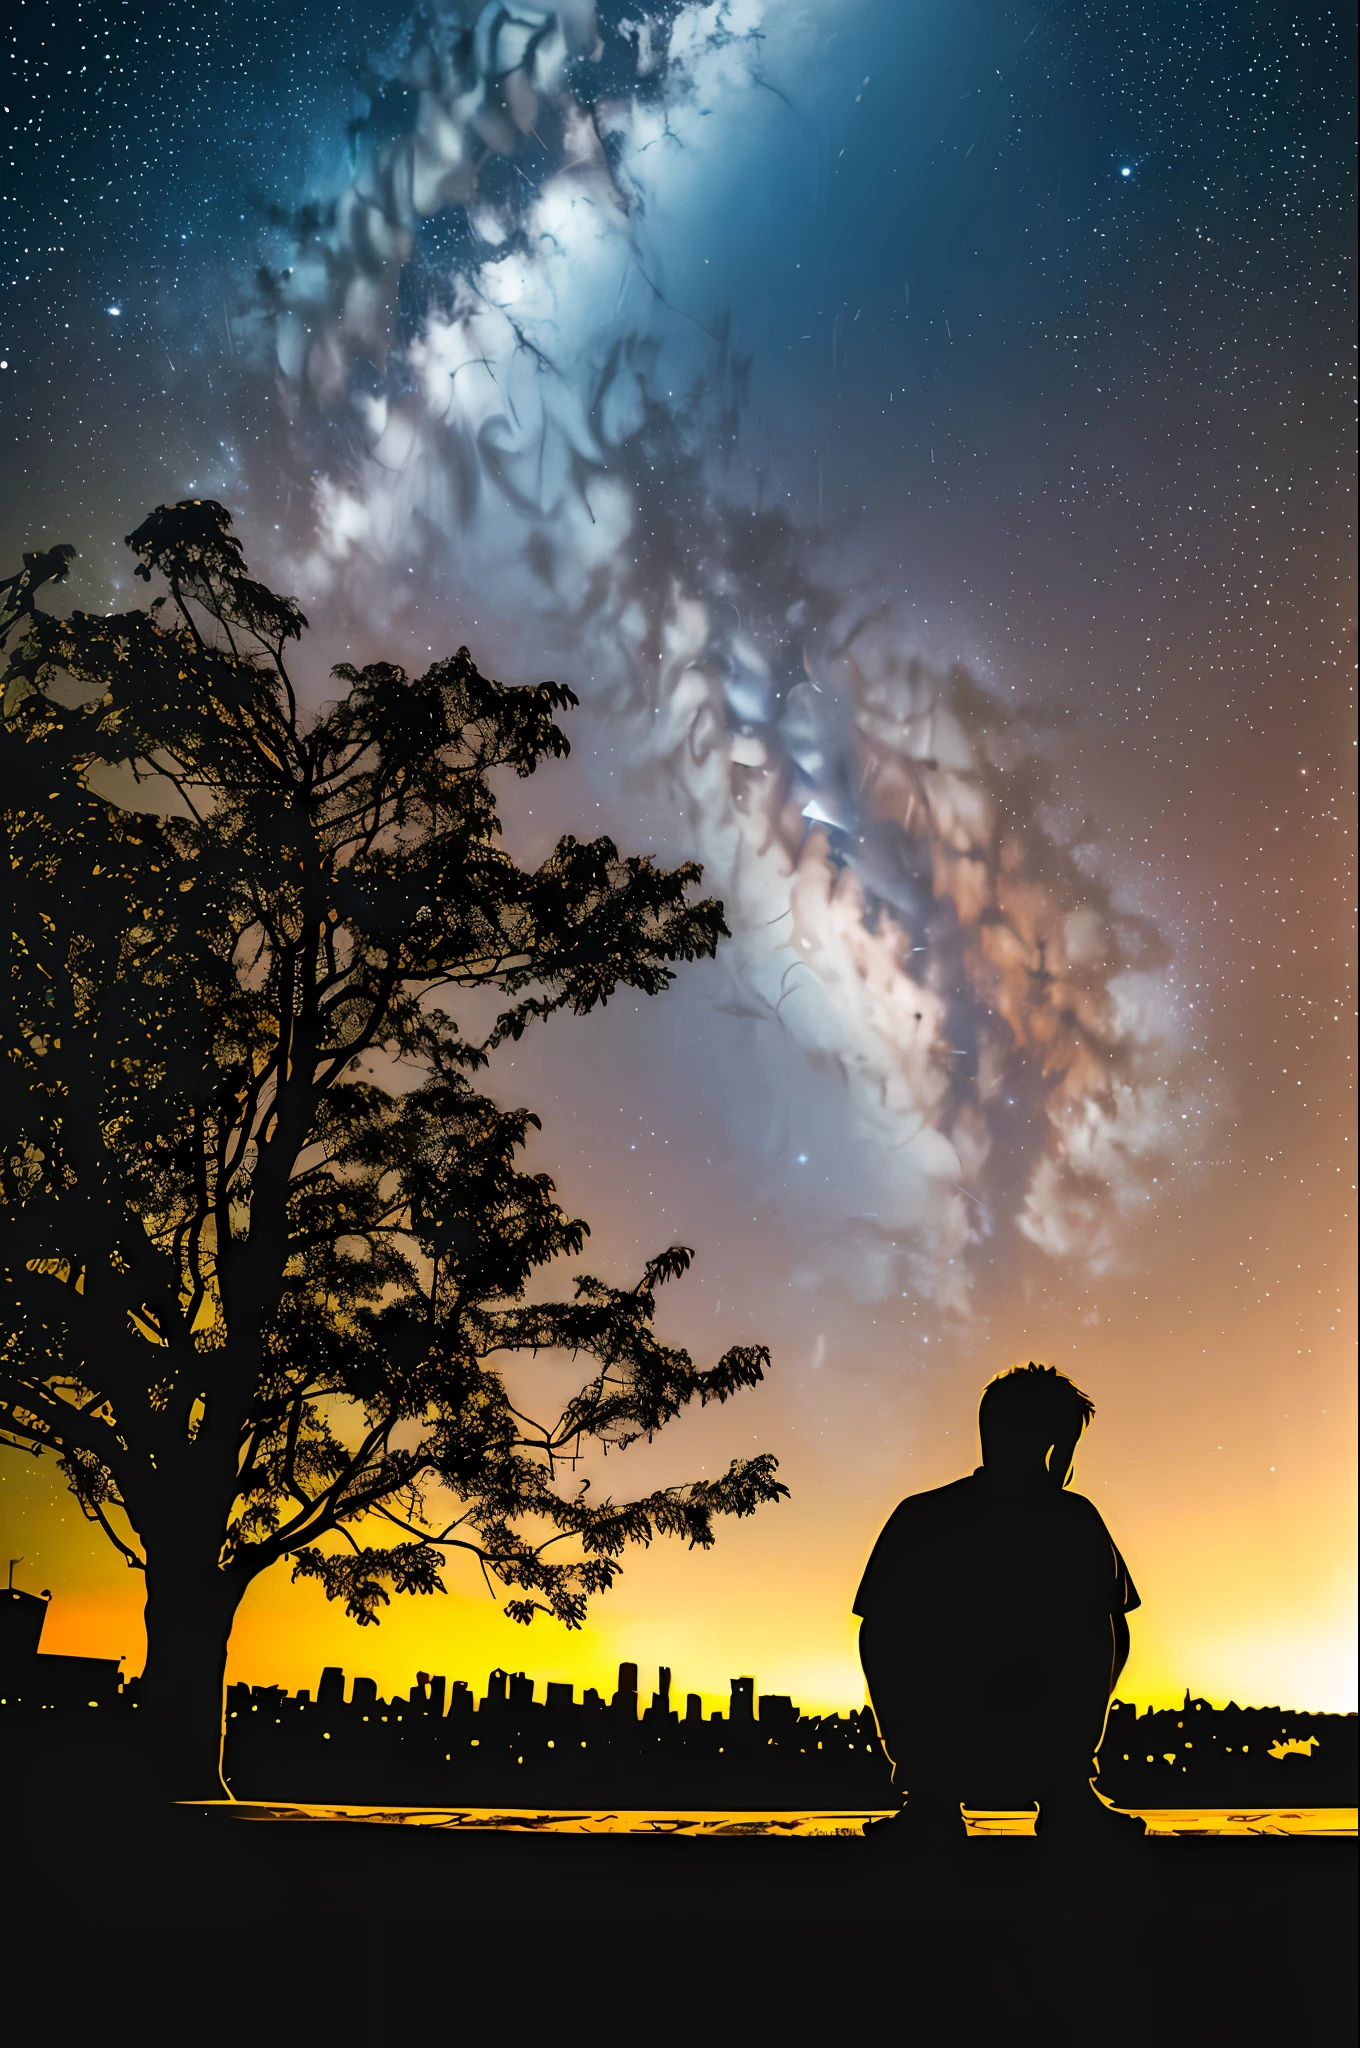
978 1362 1095 1485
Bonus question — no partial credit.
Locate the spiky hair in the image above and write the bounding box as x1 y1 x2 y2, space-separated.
979 1361 1095 1437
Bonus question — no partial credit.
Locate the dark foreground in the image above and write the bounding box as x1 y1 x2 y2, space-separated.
4 1784 1354 2047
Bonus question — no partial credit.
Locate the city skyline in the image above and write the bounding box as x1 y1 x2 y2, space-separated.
5 1581 1351 1812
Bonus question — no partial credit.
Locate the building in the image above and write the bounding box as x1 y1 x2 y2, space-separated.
0 1580 123 1708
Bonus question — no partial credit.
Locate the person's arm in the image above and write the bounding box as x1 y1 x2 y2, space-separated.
859 1615 904 1756
856 1514 915 1763
1109 1536 1138 1693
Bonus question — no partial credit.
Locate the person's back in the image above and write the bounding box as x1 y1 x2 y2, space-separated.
855 1362 1143 1842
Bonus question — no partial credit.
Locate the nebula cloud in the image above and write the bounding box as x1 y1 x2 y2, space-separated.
246 1 1200 1309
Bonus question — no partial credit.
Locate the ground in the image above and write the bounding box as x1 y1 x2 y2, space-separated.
4 1784 1353 2045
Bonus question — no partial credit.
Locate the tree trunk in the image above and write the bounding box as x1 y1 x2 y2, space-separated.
136 1554 248 1803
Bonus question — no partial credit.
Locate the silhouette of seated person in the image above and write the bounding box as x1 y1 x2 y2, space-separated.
855 1362 1143 1842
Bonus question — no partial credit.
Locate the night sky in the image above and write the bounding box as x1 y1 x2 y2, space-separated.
3 1 1355 1714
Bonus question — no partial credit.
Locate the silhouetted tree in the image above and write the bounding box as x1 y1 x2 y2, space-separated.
0 503 784 1798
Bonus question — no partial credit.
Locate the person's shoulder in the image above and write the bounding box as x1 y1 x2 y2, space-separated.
1057 1488 1139 1605
1057 1488 1120 1541
1058 1487 1110 1520
854 1476 977 1611
878 1474 978 1535
893 1474 978 1516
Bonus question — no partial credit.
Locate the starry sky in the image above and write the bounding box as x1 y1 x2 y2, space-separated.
3 1 1355 1715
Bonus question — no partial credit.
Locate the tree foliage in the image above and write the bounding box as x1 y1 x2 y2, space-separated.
0 502 784 1644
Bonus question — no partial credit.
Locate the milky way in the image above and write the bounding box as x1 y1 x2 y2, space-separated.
211 1 1202 1310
